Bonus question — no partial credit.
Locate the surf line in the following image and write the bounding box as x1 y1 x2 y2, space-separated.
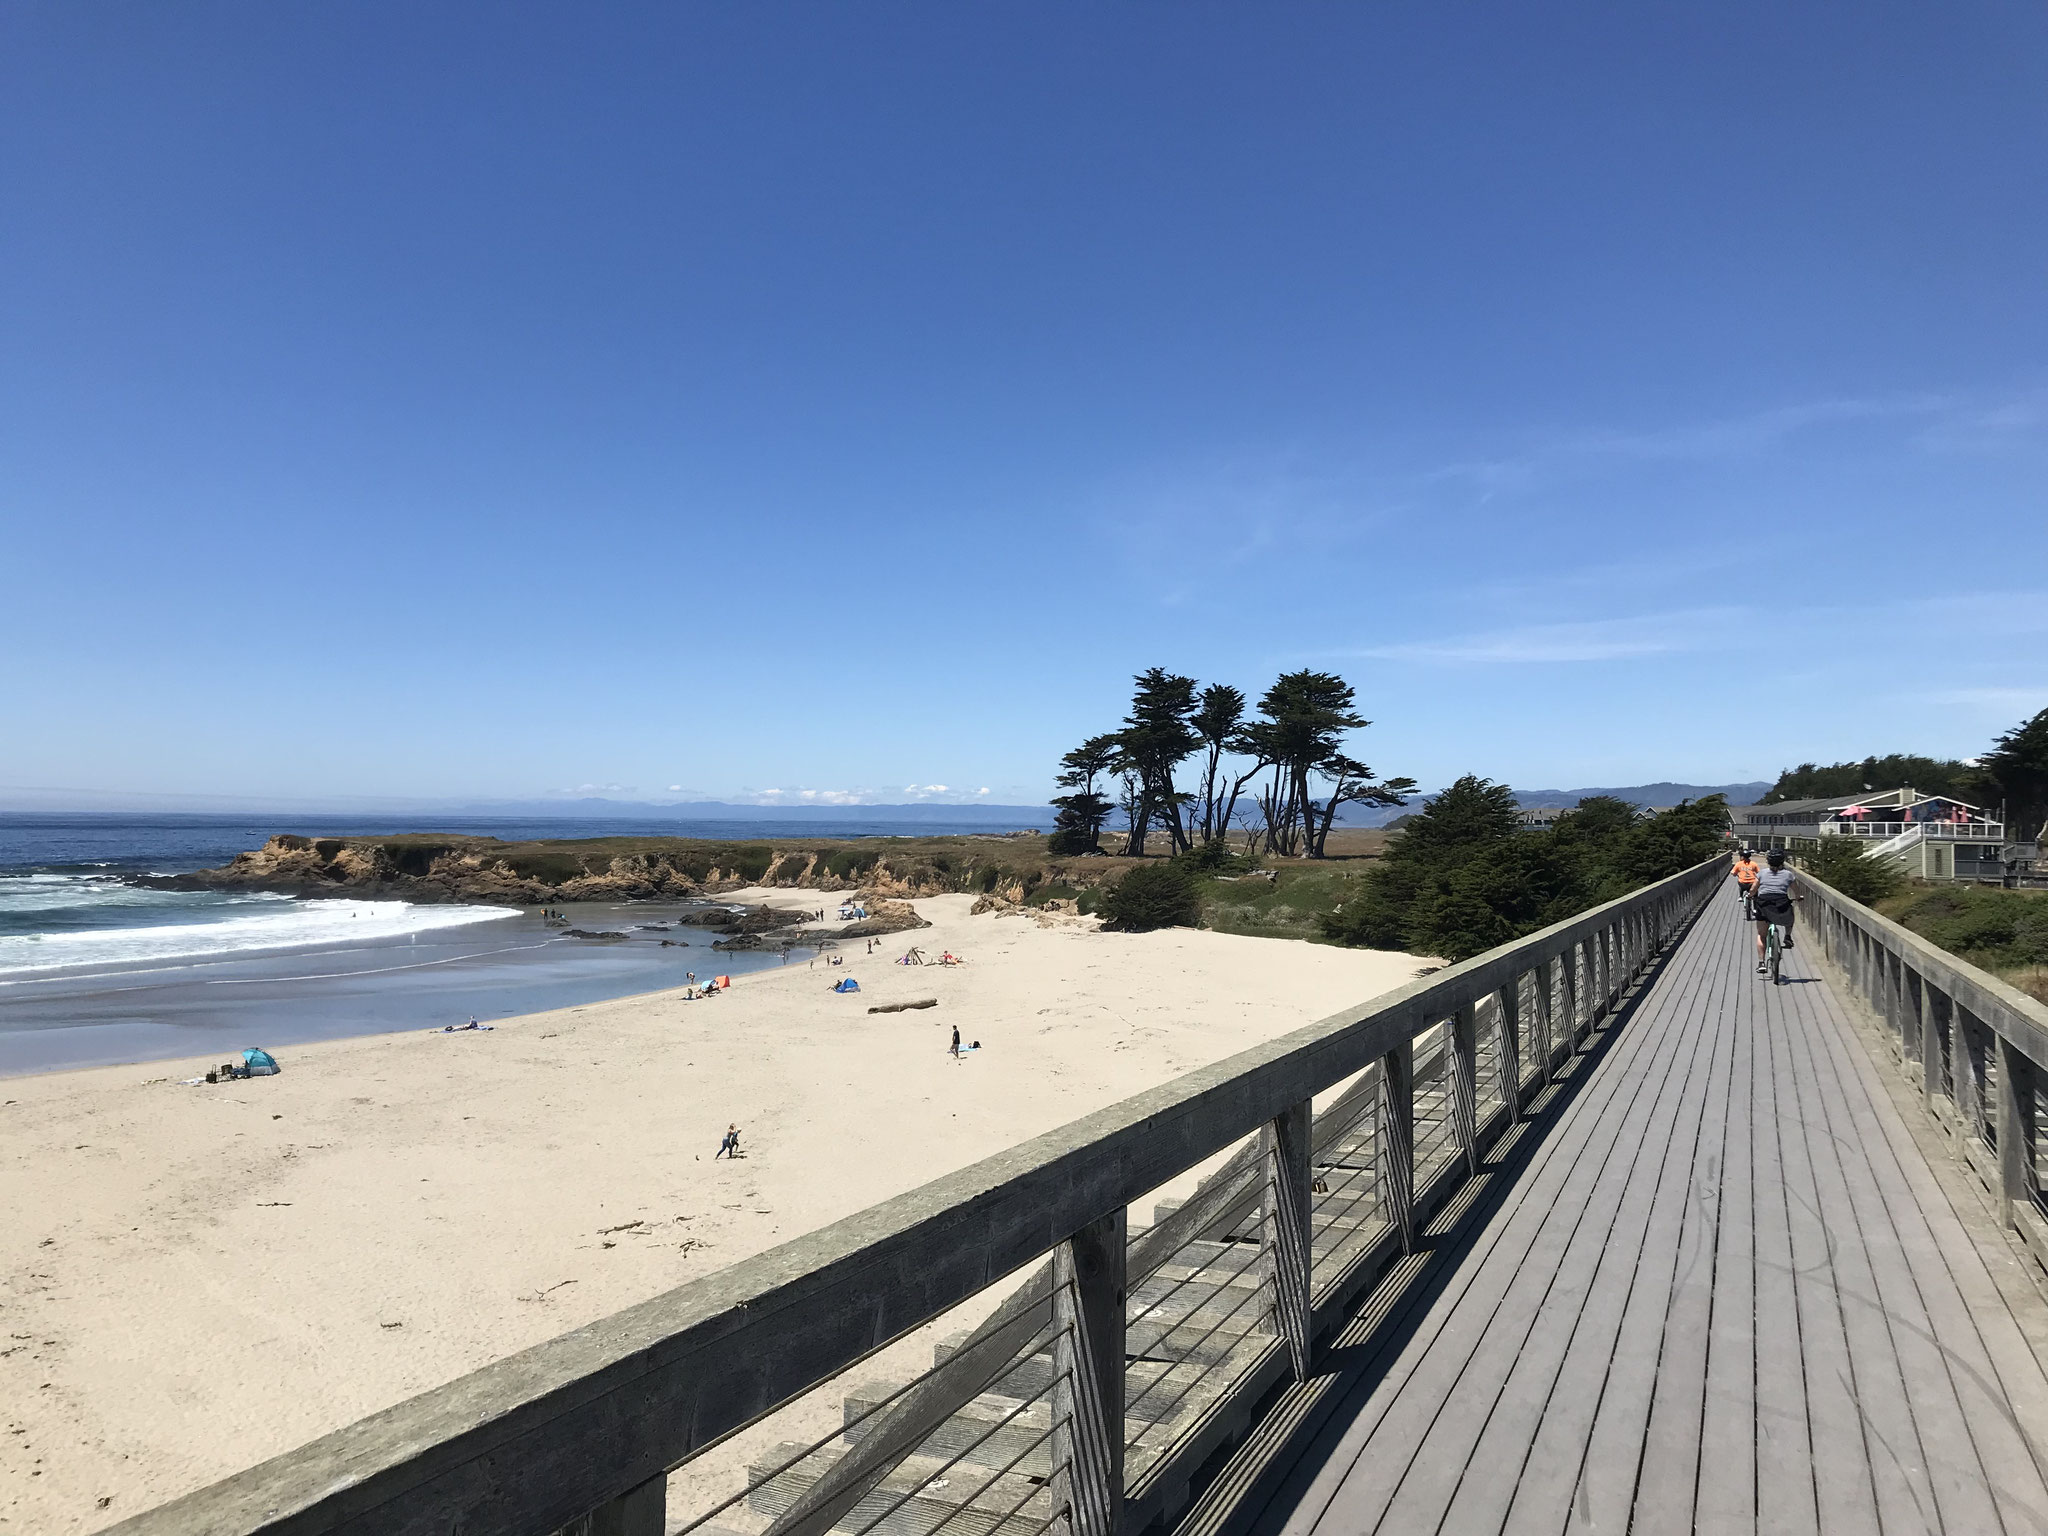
0 930 531 987
202 940 559 984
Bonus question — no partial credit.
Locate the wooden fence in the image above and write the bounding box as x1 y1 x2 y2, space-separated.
109 856 1727 1536
1801 871 2048 1277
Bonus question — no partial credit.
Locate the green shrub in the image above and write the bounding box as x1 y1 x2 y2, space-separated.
978 866 1001 893
506 850 586 885
1047 828 1096 855
1098 862 1202 932
1174 839 1256 875
823 847 881 880
670 850 715 881
730 844 775 882
768 854 811 884
1881 886 2048 971
1795 838 1904 905
1026 883 1081 907
1077 887 1101 916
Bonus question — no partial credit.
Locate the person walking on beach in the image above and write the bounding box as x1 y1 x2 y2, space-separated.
949 1025 961 1059
715 1124 740 1159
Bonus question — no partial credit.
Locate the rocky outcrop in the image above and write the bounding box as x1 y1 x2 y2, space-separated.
837 901 931 938
138 832 1126 911
143 835 721 905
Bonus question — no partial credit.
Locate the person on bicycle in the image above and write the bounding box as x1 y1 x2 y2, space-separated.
1752 849 1799 975
1731 848 1760 917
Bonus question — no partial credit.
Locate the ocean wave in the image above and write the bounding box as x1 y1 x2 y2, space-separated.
0 897 522 980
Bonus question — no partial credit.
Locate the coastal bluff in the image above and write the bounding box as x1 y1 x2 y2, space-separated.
143 830 1128 908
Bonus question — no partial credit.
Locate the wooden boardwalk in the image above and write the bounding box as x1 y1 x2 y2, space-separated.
1232 890 2048 1536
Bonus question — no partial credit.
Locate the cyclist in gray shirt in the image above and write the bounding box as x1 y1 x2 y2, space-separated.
1751 850 1800 975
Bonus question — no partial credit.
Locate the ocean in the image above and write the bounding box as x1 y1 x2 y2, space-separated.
0 812 1008 1077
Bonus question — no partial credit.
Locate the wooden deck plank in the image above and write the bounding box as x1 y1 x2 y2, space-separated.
1250 889 2048 1536
1313 907 1718 1532
1761 960 1883 1535
1790 970 2011 1536
1564 907 1740 1534
1797 964 2048 1533
1271 922 1706 1534
1683 919 1760 1535
1773 963 1931 1533
1744 907 1823 1536
1488 911 1726 1534
1365 936 1713 1531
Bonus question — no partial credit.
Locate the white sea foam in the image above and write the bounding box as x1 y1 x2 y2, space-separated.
0 893 521 980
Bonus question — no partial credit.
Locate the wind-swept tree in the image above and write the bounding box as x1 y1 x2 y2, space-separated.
1189 684 1253 845
1048 734 1119 854
1118 668 1202 856
1984 707 2048 843
1245 671 1412 858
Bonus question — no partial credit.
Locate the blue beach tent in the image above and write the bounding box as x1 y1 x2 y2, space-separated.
831 978 860 993
242 1048 279 1076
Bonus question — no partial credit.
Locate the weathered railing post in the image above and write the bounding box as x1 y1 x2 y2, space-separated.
1052 1210 1126 1536
1381 1039 1416 1254
1449 1004 1479 1176
1994 1036 2036 1229
1924 977 1948 1110
1902 960 1924 1065
1497 978 1523 1118
1262 1100 1313 1381
1535 956 1556 1084
566 1478 666 1536
1951 1001 1977 1126
1886 951 1904 1046
1565 939 1584 1041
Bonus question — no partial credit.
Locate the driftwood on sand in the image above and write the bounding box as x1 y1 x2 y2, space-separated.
867 999 939 1015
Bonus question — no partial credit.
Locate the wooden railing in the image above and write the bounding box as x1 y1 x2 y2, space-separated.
1801 871 2048 1277
108 856 1726 1536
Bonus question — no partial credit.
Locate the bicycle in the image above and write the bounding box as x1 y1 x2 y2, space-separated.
1763 916 1787 984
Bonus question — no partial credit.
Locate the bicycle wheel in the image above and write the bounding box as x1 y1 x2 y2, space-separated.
1768 923 1783 984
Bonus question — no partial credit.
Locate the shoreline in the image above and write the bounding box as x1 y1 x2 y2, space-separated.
0 893 1428 1532
0 894 829 1079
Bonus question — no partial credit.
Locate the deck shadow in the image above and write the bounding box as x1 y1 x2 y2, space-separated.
1170 900 1712 1536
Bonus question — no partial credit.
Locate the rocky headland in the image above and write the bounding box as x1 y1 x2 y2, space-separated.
137 831 1123 918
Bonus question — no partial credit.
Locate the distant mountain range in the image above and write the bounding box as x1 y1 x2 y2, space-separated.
1336 781 1770 828
5 784 1765 832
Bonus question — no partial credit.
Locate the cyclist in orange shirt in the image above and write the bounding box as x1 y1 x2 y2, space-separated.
1730 848 1761 919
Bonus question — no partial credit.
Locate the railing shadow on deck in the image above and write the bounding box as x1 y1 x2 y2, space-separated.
1800 872 2048 1286
1158 891 1716 1536
107 858 1729 1536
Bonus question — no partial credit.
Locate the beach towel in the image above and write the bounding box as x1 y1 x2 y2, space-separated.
242 1048 280 1076
832 977 861 993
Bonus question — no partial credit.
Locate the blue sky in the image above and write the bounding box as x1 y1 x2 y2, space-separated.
4 3 2045 808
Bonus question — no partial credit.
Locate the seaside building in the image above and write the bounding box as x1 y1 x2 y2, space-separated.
1726 786 2038 882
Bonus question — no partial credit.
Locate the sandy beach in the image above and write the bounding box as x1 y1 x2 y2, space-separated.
0 893 1424 1532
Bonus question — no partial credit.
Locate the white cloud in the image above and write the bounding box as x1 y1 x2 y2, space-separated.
1351 607 1745 665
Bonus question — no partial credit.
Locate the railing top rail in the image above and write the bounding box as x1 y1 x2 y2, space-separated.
111 855 1724 1536
1800 870 2048 1065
